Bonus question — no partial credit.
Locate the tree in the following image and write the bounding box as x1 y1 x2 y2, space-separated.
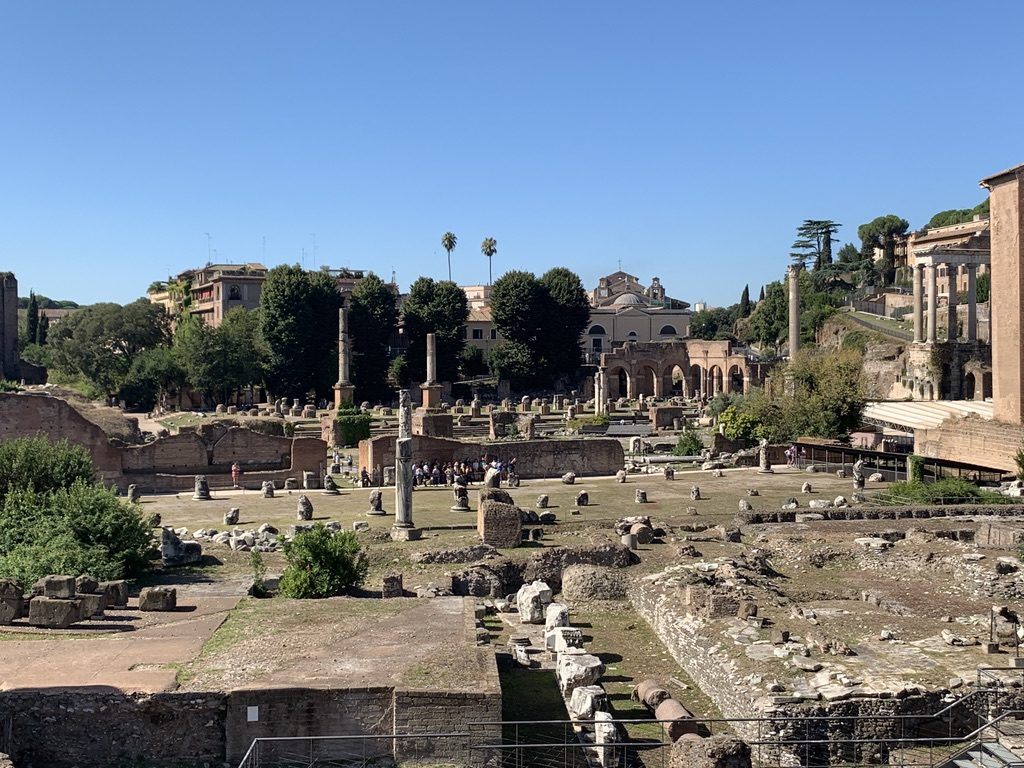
401 277 468 384
538 268 590 377
690 306 738 340
758 285 765 302
836 243 860 264
491 271 547 349
481 237 497 286
35 313 49 346
858 215 909 286
797 220 841 269
0 437 94 503
25 292 39 348
739 285 751 318
349 273 398 403
748 281 787 350
260 265 342 400
121 346 185 411
441 231 457 282
48 300 171 395
487 341 537 389
278 524 368 598
976 271 991 304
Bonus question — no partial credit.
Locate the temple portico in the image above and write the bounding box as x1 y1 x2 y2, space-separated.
911 250 988 345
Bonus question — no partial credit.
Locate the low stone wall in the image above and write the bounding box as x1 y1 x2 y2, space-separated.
736 504 1024 525
0 689 225 767
915 415 1023 473
360 435 624 480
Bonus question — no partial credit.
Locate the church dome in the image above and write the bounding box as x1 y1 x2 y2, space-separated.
611 292 647 306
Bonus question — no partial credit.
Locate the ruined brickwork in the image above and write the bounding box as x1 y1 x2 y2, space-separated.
360 434 624 480
0 272 18 382
914 413 1024 473
982 164 1024 423
0 392 327 490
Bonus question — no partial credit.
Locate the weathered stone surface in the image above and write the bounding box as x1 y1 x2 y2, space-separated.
261 480 275 498
575 490 589 506
161 527 202 567
560 565 627 601
630 523 654 544
478 500 522 549
99 580 129 607
669 735 752 768
557 651 605 694
568 684 607 720
138 587 177 611
0 596 22 624
562 472 576 485
516 580 553 623
224 507 240 526
35 575 75 599
656 698 698 741
382 573 403 598
192 474 211 500
545 601 570 630
77 592 107 618
536 494 549 509
28 596 79 628
296 495 314 520
74 575 99 594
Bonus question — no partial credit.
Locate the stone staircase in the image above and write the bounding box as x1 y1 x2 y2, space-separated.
939 741 1024 768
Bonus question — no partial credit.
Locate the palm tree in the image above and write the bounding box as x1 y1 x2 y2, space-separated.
441 232 457 281
481 237 497 286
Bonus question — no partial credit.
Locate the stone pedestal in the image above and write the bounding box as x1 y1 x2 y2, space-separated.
412 410 453 438
390 526 422 542
421 383 442 410
334 383 355 409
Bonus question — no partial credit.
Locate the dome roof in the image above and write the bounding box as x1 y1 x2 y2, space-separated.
611 292 647 306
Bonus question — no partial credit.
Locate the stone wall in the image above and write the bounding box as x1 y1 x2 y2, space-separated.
360 435 624 480
0 689 225 767
0 272 17 382
915 414 1023 473
736 504 1024 525
0 392 123 481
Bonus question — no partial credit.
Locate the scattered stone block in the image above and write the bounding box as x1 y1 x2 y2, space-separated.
801 482 812 494
516 580 553 623
261 480 275 498
99 580 129 607
353 520 370 532
36 575 75 599
161 527 202 567
690 485 701 501
296 495 314 520
77 592 106 618
284 477 299 490
568 685 608 720
556 651 605 694
29 596 80 628
75 575 99 594
536 494 549 509
382 573 403 598
635 489 648 504
478 500 522 549
630 523 654 544
545 602 570 630
224 507 240 526
192 474 212 500
575 490 589 506
615 470 627 483
139 587 177 611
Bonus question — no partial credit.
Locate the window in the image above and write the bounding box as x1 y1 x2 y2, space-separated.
588 325 607 336
659 325 677 336
228 284 242 301
490 329 497 340
472 328 483 340
627 331 638 340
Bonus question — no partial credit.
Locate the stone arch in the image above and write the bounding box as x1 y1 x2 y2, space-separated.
689 364 704 398
658 324 677 336
727 364 744 394
983 372 993 400
607 366 630 400
709 365 724 396
588 325 606 335
964 371 977 401
636 364 659 398
663 362 688 396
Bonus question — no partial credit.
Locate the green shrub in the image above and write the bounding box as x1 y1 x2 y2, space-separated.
567 413 610 431
335 406 372 446
279 524 367 599
0 380 21 393
673 426 704 456
249 550 269 598
0 437 95 503
0 482 152 585
880 477 1010 505
907 455 925 483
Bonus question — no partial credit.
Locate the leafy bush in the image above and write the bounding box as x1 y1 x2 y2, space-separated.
907 455 925 483
279 524 367 599
0 380 21 392
672 426 704 456
879 478 1010 505
335 406 373 446
567 413 610 431
0 482 153 584
249 549 269 598
0 437 94 503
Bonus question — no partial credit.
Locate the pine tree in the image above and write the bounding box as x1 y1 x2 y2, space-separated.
739 285 751 317
36 313 49 345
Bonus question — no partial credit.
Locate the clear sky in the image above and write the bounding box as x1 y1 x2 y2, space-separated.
2 2 1022 308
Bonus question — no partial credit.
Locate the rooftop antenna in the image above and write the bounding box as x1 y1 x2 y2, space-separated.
391 267 396 285
301 247 306 269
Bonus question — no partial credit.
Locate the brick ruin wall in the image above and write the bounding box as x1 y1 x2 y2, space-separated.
0 392 328 492
915 414 1024 474
360 434 624 479
735 504 1024 525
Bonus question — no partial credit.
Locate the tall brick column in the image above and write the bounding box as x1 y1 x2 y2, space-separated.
981 164 1024 423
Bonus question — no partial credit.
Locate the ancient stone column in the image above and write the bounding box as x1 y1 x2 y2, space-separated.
912 263 924 343
394 389 414 528
966 264 978 343
334 307 355 408
946 264 958 342
788 263 801 357
425 332 437 384
594 369 604 415
926 264 938 343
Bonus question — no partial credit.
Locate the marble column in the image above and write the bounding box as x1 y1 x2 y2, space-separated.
926 264 938 344
966 264 978 343
945 264 958 342
912 263 924 343
394 390 413 528
425 333 437 384
333 307 355 407
788 263 801 356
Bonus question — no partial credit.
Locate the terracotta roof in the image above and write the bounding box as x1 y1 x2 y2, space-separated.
980 163 1024 188
467 307 492 322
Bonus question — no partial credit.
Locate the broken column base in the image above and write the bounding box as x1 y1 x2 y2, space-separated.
390 526 422 542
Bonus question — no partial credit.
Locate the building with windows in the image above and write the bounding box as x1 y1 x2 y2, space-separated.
584 271 691 360
465 306 502 353
148 263 267 327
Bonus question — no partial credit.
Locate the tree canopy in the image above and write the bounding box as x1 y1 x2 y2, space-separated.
401 277 468 384
348 272 398 403
260 265 342 400
858 215 909 286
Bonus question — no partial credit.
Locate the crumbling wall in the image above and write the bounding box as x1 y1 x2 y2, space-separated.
916 415 1023 473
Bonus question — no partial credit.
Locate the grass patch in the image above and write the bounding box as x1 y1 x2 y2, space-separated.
875 478 1013 505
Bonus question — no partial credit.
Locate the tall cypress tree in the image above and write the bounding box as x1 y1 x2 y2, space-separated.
26 292 39 346
739 285 751 317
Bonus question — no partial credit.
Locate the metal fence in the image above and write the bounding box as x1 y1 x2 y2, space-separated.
235 678 1024 768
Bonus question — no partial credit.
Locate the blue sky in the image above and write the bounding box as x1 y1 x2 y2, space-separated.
2 2 1021 308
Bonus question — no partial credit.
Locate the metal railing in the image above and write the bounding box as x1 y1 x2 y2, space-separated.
236 673 1024 768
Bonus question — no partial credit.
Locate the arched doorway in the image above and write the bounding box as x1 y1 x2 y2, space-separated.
689 365 704 398
666 364 687 396
728 365 744 394
636 365 659 397
983 372 993 400
709 366 724 396
607 367 629 399
964 371 976 400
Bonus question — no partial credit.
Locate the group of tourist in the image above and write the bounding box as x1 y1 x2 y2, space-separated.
352 455 519 488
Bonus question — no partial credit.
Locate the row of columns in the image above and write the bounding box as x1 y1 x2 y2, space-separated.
912 262 979 344
594 365 751 401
